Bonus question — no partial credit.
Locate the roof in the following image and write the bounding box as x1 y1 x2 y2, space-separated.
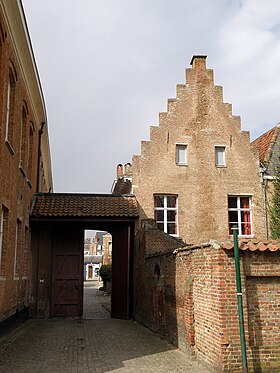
251 124 280 163
30 193 138 219
220 238 280 252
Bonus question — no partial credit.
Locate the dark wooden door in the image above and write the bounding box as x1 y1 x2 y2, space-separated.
51 228 83 317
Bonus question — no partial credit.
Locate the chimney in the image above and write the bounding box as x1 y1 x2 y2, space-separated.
117 164 123 178
190 55 207 72
124 162 132 177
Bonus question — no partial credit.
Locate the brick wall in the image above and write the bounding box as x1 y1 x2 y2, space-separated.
0 5 52 323
134 224 280 372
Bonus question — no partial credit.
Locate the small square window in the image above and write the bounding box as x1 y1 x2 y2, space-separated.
215 146 226 167
176 144 187 165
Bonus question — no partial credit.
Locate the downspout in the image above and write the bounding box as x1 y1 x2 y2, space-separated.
36 122 45 192
233 227 248 373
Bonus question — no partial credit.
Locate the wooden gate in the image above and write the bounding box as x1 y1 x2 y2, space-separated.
51 228 83 317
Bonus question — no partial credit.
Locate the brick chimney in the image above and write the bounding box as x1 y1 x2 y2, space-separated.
124 162 132 177
190 55 207 72
117 164 123 178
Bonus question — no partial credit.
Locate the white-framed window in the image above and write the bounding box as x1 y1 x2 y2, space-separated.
215 146 226 167
228 196 252 236
154 195 178 235
5 69 16 144
176 144 187 165
0 207 8 277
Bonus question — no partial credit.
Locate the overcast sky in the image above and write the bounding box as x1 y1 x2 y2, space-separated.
22 0 280 194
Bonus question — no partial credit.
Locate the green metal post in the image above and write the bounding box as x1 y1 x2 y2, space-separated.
233 227 248 373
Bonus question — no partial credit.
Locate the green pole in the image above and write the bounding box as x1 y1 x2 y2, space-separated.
232 227 248 373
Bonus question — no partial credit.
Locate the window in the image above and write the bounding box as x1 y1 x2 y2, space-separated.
154 195 178 235
176 144 187 165
20 105 28 169
0 207 8 277
14 219 22 279
5 68 16 146
215 146 226 167
228 196 252 236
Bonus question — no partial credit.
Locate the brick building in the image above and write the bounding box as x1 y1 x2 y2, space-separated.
131 55 265 244
129 57 280 371
0 0 52 323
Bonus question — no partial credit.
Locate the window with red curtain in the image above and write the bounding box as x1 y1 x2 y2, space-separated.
228 196 252 236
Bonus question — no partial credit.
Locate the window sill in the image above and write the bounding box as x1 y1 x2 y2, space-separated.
0 277 6 282
5 140 15 155
215 165 226 168
176 163 188 166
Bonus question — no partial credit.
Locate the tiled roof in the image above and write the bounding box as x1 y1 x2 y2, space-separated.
220 238 280 252
251 124 280 163
30 193 138 219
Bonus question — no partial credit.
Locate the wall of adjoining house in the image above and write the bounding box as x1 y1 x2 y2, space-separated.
132 56 265 243
134 224 280 372
0 5 52 323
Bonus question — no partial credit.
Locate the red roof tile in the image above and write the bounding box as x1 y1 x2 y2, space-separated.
251 124 280 163
30 193 138 219
220 238 280 252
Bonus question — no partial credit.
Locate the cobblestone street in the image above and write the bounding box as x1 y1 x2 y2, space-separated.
0 281 209 373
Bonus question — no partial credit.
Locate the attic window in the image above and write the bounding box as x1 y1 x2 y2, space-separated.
176 144 187 165
215 146 226 167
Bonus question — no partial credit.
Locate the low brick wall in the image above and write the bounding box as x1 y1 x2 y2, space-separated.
134 224 280 372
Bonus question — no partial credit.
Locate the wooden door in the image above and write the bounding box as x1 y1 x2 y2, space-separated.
51 228 83 317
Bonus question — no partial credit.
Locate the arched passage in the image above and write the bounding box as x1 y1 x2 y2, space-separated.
30 193 138 320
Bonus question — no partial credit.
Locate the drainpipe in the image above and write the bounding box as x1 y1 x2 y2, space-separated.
36 122 45 192
233 227 248 373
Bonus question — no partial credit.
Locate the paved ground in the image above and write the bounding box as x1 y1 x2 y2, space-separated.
0 281 209 373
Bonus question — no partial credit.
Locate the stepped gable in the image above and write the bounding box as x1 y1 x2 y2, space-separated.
133 55 247 166
30 193 138 218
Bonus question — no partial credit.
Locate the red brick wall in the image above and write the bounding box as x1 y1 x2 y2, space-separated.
134 226 280 372
0 9 50 323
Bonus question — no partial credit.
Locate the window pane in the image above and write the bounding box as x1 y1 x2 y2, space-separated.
228 210 238 223
240 197 250 208
167 196 177 208
228 197 237 208
241 210 251 223
176 145 186 163
167 223 176 235
228 223 236 235
241 223 251 235
155 210 164 222
156 223 164 232
167 210 176 222
154 196 164 208
215 147 225 165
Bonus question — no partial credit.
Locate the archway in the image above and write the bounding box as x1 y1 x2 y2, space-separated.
30 193 138 320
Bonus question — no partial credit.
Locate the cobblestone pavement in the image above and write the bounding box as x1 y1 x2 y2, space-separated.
0 281 209 373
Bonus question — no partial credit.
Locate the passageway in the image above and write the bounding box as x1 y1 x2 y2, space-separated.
83 280 111 319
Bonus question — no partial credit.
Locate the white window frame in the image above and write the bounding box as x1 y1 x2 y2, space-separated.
154 195 178 236
215 146 226 167
176 144 187 165
228 196 253 237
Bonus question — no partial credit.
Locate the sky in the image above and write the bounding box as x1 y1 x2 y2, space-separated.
22 0 280 194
